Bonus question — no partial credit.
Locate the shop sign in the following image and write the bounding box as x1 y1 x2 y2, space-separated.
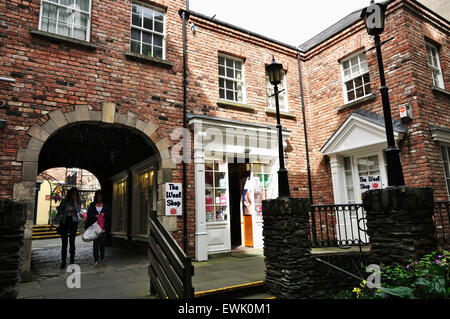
360 175 381 191
165 183 182 216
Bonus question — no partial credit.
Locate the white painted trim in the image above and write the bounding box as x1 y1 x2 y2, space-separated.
321 114 405 156
432 129 450 144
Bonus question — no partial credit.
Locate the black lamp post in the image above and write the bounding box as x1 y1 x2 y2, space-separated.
266 57 291 197
361 1 405 187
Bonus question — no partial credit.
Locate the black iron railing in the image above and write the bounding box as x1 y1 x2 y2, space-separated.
434 201 450 246
148 211 194 299
310 204 369 249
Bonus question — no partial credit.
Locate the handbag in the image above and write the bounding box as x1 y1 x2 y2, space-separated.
82 221 103 242
53 202 65 235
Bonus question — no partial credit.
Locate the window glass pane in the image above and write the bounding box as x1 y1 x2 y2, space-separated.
442 147 448 161
346 80 354 91
347 90 355 101
42 3 57 19
219 56 224 66
130 40 141 54
226 90 234 101
344 157 352 170
226 67 234 78
350 56 358 67
41 18 57 33
58 22 71 37
235 70 242 80
132 13 142 27
142 43 152 57
73 27 86 40
74 12 88 27
143 16 153 30
345 172 353 186
226 80 233 90
219 66 225 76
235 61 242 70
356 86 364 98
205 172 213 188
131 29 140 41
343 61 350 70
142 32 152 44
154 20 164 33
153 34 163 47
354 76 363 88
153 46 163 58
226 58 233 68
76 0 90 12
58 7 72 24
219 88 225 99
61 0 75 7
219 78 224 89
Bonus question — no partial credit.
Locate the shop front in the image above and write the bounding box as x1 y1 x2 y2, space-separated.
321 111 407 243
189 114 290 261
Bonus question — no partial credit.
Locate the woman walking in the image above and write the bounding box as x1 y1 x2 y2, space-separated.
85 190 111 266
55 187 82 269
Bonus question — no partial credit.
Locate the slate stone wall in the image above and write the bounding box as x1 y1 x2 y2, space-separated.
263 197 313 299
0 200 26 299
363 186 438 266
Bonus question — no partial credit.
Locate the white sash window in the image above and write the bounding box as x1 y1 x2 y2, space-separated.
39 0 91 41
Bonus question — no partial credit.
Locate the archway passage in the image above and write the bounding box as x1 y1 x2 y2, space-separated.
38 122 156 195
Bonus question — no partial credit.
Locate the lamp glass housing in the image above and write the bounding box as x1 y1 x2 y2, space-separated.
266 58 283 86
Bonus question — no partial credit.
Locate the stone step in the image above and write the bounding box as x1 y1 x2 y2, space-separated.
194 281 272 299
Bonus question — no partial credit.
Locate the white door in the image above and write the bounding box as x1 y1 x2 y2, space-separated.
336 154 384 245
251 163 274 249
205 159 231 254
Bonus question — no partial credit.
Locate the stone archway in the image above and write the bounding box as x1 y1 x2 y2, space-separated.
14 103 176 281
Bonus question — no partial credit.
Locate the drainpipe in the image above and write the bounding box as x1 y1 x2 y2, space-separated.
297 52 313 204
297 51 317 244
181 4 189 254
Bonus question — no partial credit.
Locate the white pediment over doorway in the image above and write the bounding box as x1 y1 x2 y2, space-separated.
320 113 406 156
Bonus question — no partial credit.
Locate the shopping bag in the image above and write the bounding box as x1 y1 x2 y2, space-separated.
81 221 103 242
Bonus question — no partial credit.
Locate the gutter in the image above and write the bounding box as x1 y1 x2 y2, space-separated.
179 9 299 52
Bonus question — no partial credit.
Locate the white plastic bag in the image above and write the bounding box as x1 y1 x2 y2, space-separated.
82 221 103 242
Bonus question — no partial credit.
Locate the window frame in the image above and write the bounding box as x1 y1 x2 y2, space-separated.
440 144 450 197
266 70 289 112
340 51 371 104
218 54 246 103
204 159 229 225
426 41 445 89
38 0 92 42
129 2 166 60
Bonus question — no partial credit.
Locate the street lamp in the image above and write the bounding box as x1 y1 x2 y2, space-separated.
361 1 405 187
266 57 291 197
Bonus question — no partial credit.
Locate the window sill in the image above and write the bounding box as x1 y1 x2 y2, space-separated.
265 108 297 120
217 99 255 112
124 51 173 68
432 86 450 98
30 29 97 50
338 93 376 111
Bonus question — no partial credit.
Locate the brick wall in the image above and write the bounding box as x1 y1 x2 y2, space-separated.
302 0 449 204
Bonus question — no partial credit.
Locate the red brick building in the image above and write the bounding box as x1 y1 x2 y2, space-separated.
0 0 448 279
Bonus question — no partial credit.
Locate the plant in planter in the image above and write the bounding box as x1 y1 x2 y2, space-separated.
335 250 450 299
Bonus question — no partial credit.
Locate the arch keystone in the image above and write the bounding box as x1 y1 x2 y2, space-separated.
102 102 116 123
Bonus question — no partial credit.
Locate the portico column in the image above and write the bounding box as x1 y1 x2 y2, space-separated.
330 155 344 204
193 123 208 261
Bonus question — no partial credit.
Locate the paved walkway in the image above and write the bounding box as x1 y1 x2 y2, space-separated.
18 238 266 299
18 238 367 299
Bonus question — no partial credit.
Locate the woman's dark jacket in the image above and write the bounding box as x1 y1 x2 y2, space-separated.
85 202 112 231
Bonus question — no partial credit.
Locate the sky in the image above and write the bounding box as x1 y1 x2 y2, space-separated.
189 0 376 47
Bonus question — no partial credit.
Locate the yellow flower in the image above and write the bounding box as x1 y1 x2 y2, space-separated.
352 287 361 296
360 280 367 288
